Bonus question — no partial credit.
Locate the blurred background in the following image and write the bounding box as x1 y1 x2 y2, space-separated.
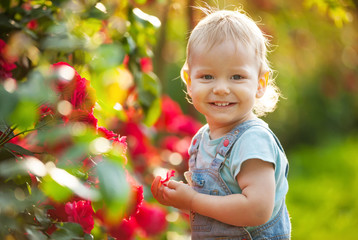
144 0 358 238
1 0 358 239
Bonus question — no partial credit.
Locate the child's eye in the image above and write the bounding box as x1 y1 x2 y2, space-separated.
202 75 214 80
231 75 243 80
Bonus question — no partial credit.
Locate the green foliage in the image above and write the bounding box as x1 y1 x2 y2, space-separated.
96 158 130 221
0 0 165 239
287 136 358 239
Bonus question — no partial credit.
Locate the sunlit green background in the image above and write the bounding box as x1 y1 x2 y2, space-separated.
143 0 358 238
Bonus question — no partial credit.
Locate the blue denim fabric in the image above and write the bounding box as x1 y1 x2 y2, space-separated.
185 119 291 239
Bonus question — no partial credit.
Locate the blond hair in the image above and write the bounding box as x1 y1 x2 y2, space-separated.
181 8 280 116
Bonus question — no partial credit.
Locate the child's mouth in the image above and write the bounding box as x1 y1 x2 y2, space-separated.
211 102 233 107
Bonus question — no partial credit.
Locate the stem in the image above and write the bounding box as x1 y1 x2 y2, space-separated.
6 121 50 144
0 126 17 146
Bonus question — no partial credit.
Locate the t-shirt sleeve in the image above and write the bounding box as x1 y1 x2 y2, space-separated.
230 126 278 179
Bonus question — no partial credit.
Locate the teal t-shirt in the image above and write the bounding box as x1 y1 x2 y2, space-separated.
195 122 289 222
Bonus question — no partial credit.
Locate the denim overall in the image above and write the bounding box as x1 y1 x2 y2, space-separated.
185 119 291 240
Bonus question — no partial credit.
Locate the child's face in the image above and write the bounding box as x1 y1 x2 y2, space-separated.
186 40 266 135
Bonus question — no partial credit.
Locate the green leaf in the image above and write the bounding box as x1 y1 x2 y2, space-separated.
0 119 10 134
84 233 94 240
138 72 161 107
17 67 57 103
90 44 125 71
33 206 52 227
0 0 10 10
51 222 84 240
58 143 89 166
39 175 72 202
42 22 84 52
3 143 34 156
96 158 130 220
86 5 108 20
0 160 28 177
0 85 19 122
36 124 72 146
26 227 48 240
0 13 21 29
8 100 39 130
143 97 161 127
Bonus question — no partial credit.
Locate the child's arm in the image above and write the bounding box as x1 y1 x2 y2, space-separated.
153 158 275 227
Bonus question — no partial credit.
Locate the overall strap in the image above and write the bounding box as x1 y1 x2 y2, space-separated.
188 124 207 169
215 119 268 157
212 119 289 178
210 119 268 169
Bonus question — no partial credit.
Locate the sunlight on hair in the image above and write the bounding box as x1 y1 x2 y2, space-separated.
58 65 75 81
57 100 73 116
89 137 111 154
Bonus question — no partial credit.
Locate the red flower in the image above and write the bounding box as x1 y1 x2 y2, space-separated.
167 114 202 136
52 62 95 112
65 200 94 234
125 171 144 217
97 126 117 139
161 135 191 159
47 200 68 223
39 105 54 119
0 39 17 80
155 95 202 135
63 109 98 127
70 76 88 108
139 57 153 73
134 203 167 236
155 95 183 129
108 217 138 240
119 122 148 157
160 169 175 184
122 54 129 67
27 19 38 30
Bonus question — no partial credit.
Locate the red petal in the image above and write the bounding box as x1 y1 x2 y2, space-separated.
160 169 175 184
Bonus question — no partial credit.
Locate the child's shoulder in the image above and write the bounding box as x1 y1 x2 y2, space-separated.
234 124 278 152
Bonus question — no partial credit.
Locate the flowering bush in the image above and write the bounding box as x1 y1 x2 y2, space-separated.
65 200 95 234
0 0 200 239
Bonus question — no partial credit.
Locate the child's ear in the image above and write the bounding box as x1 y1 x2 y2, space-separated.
182 69 191 86
182 69 192 96
256 71 269 98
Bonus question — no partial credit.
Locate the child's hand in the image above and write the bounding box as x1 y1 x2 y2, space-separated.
163 180 197 211
151 176 171 206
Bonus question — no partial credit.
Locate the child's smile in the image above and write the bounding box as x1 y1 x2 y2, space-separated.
186 40 265 139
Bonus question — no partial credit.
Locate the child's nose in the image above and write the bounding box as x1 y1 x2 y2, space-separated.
213 81 230 95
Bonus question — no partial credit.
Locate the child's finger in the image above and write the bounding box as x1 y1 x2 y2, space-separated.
167 180 180 189
151 176 162 197
163 186 175 199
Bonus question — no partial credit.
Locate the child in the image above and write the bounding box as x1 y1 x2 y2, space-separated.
151 7 291 239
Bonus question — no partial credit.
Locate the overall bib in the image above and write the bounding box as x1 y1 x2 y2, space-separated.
185 119 291 240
